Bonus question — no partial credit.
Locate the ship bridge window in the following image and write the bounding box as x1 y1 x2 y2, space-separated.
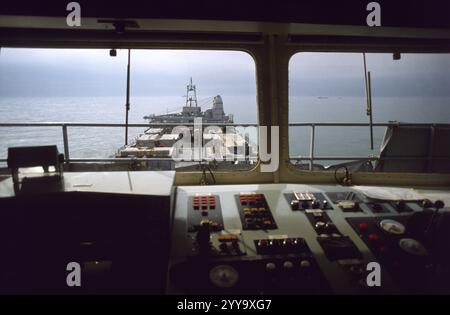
289 52 450 174
0 48 258 172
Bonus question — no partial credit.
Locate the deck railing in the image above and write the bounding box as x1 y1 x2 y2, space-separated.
0 122 449 170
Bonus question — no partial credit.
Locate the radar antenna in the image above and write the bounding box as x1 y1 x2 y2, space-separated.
185 77 198 107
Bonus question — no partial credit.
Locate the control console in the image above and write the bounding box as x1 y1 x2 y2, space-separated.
168 184 450 294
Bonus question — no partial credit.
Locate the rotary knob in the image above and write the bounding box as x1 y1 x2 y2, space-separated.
300 260 311 268
209 265 239 288
283 261 294 270
266 262 277 271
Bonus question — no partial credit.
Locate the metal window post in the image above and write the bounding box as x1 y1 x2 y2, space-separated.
62 124 70 162
125 49 131 146
309 124 315 171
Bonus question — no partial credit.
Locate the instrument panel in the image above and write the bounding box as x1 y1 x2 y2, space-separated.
168 184 450 294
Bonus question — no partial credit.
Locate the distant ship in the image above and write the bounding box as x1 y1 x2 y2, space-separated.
117 78 256 170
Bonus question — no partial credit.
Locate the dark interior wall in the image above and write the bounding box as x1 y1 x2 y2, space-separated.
0 191 172 294
0 0 449 28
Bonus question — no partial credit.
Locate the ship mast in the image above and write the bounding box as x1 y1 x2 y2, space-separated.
185 77 198 107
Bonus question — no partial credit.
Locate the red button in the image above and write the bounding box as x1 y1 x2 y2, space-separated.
201 210 208 216
368 233 378 241
359 223 368 232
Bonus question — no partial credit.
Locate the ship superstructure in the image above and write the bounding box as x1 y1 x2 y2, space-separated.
143 78 233 124
117 79 255 169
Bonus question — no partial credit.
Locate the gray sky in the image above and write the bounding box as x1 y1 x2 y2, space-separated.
290 52 450 97
1 48 450 97
0 49 256 97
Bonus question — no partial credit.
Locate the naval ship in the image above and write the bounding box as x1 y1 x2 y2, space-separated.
117 78 257 170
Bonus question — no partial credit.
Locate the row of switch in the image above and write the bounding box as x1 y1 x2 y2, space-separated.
265 259 311 272
218 235 243 255
243 207 268 216
245 217 276 229
193 194 216 210
255 238 307 255
239 193 264 206
198 219 221 230
290 199 329 210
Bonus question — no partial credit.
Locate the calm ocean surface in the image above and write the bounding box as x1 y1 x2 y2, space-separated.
1 95 449 166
